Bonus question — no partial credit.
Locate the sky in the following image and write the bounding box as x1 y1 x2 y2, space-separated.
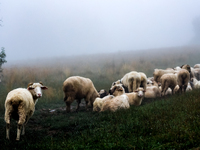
0 0 200 62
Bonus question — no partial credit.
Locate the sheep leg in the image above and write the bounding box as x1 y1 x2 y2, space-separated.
76 99 81 112
16 106 26 141
65 97 73 112
5 105 12 140
6 123 10 140
183 85 187 93
22 112 33 135
161 87 167 97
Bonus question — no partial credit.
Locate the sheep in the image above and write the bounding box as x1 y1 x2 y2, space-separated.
186 82 192 92
4 82 48 141
126 87 145 105
191 67 200 80
63 76 99 112
176 69 190 93
190 78 200 89
160 73 177 96
153 69 175 84
174 83 193 92
145 83 161 98
138 72 147 91
93 95 114 112
101 84 130 112
147 77 154 85
112 71 141 93
174 66 182 71
194 64 200 68
181 64 194 79
98 89 108 98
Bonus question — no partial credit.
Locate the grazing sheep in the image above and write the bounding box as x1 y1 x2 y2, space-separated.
112 71 141 93
153 69 175 83
181 64 194 79
194 64 200 68
93 95 114 112
4 82 48 141
126 87 145 105
63 76 99 112
191 78 200 89
160 73 177 96
101 84 130 112
139 72 147 91
98 89 108 98
176 69 190 93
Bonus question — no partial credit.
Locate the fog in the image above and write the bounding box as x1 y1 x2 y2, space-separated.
0 0 200 62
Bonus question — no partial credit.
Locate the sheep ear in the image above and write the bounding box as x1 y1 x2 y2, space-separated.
28 86 34 90
27 82 33 88
134 90 138 92
41 86 48 90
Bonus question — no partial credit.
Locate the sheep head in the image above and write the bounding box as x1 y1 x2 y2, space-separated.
109 84 125 96
134 88 145 97
27 82 48 100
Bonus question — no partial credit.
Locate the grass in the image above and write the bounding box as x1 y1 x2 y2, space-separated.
0 46 200 149
1 90 200 149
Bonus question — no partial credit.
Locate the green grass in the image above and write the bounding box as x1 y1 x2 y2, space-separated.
0 90 200 149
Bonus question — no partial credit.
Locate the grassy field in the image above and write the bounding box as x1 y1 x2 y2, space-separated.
0 46 200 149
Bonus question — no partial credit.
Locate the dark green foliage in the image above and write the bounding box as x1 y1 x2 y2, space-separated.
0 47 6 72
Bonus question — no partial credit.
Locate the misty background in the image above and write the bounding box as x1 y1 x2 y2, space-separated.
0 0 200 63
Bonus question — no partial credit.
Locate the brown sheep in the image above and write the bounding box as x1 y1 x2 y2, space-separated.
153 69 175 84
160 73 177 96
176 69 190 93
63 76 99 112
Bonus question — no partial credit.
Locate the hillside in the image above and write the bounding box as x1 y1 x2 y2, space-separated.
0 46 200 149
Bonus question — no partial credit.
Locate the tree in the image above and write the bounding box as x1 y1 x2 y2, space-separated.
0 47 7 73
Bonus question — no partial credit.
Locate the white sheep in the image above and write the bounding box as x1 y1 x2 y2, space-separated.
101 84 130 112
145 82 161 98
63 76 99 112
194 64 200 68
191 78 200 89
174 83 193 93
112 71 141 93
126 87 145 105
138 72 147 91
93 95 114 112
4 82 48 141
192 68 200 80
153 69 175 83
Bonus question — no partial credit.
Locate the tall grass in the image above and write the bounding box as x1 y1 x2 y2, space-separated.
0 46 200 111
